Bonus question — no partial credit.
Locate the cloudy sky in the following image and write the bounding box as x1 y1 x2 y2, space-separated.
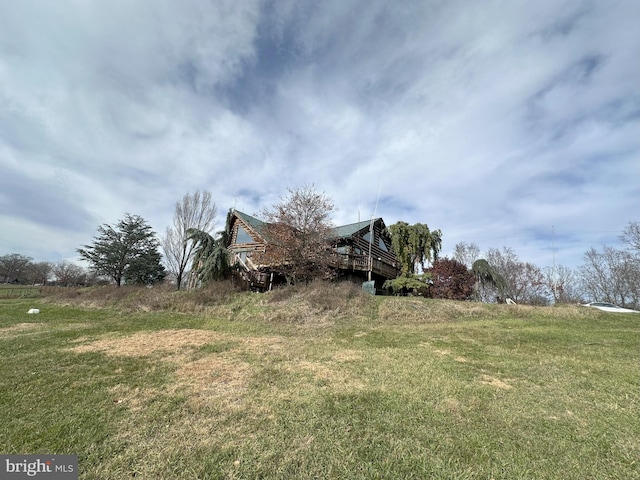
1 0 638 271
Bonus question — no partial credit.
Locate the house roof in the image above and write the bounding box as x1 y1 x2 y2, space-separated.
328 218 382 240
232 210 384 242
233 210 267 235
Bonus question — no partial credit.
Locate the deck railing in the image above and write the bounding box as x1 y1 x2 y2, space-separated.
329 254 399 279
233 251 399 282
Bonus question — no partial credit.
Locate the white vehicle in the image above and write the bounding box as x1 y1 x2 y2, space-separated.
581 302 640 313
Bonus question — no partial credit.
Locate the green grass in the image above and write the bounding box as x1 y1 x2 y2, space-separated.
1 287 639 479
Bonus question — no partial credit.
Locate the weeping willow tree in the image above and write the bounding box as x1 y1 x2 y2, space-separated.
471 259 507 302
387 221 442 275
186 210 233 287
382 221 442 295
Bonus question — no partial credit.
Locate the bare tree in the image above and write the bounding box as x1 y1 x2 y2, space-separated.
543 265 582 304
620 221 640 252
25 261 53 285
453 241 480 270
485 247 547 304
162 190 217 290
579 246 640 309
260 184 335 285
0 253 33 283
53 261 88 286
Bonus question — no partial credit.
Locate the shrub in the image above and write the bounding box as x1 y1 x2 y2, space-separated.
427 258 475 300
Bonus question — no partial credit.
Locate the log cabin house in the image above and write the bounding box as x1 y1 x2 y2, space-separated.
228 210 400 291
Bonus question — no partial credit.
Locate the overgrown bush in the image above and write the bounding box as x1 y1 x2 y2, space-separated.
263 280 375 321
427 258 475 300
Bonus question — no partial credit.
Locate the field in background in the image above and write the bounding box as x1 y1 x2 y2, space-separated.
1 283 638 479
0 285 41 298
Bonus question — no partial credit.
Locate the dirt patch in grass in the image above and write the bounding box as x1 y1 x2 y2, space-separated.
433 348 452 356
439 397 463 417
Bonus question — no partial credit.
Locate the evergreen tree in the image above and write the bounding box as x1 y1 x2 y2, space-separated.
78 213 165 286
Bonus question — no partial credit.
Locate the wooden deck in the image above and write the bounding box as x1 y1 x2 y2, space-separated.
329 253 400 279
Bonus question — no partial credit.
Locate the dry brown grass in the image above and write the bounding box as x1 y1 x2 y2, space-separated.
69 329 226 357
376 297 600 324
68 327 365 413
377 298 479 323
42 281 238 312
265 280 372 309
478 374 515 389
0 322 42 337
0 322 89 338
41 282 601 327
259 280 376 326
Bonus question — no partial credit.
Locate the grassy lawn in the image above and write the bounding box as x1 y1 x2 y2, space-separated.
1 285 638 479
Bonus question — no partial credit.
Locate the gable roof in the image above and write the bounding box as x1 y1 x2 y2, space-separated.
232 210 387 243
328 218 383 240
233 210 268 236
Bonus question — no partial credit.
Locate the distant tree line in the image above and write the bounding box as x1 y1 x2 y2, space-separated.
0 254 100 286
448 221 640 308
379 221 639 308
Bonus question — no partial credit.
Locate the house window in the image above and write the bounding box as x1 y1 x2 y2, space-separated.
236 225 253 244
362 231 372 243
236 251 252 263
378 238 388 252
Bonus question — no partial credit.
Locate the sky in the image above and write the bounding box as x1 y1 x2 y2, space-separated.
1 0 638 272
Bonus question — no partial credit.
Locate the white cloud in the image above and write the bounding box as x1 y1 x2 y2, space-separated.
0 0 637 272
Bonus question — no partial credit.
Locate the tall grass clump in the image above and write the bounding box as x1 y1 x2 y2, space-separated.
262 280 377 324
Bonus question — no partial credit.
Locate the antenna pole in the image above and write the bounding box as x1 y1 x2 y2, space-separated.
367 184 381 282
552 225 557 302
